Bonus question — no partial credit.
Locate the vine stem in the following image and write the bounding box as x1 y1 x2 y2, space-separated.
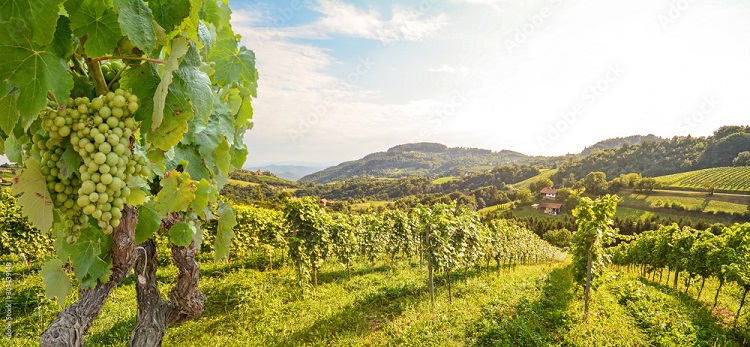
85 59 109 96
93 56 166 64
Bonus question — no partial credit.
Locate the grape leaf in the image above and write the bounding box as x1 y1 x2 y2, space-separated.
0 18 73 128
150 88 194 151
199 0 221 27
152 37 189 132
174 63 213 124
113 0 156 52
0 0 64 46
169 145 211 181
68 234 110 286
230 142 249 171
174 0 202 46
40 259 71 307
126 176 148 206
190 178 212 214
11 158 53 232
236 97 253 128
148 0 190 33
0 83 19 134
135 201 160 244
58 142 82 179
209 39 258 95
154 170 196 215
51 16 73 58
192 220 204 249
216 137 231 175
214 202 236 261
4 134 21 163
65 0 122 58
168 221 195 247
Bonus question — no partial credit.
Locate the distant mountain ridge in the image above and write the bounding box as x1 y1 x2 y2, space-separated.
248 165 328 181
300 143 534 183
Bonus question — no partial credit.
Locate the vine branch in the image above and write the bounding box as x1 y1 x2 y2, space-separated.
93 56 166 64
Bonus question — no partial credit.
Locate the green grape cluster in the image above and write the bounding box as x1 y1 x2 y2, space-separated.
100 61 125 90
34 88 148 239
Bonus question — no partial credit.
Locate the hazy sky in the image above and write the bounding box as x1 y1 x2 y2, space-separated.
2 0 749 167
233 0 750 166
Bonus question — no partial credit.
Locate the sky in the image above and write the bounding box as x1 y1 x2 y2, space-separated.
232 0 750 166
2 0 749 167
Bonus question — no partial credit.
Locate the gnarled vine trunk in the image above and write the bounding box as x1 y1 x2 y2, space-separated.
40 206 138 347
128 217 206 347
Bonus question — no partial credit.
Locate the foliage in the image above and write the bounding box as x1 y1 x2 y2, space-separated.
554 126 750 183
733 151 750 167
529 177 553 193
0 0 258 344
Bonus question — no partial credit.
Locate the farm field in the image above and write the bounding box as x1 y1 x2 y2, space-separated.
6 255 748 347
432 176 458 184
655 167 750 193
511 169 559 190
228 179 260 187
620 191 749 215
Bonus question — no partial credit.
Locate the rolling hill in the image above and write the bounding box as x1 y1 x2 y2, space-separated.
300 143 537 183
654 166 750 193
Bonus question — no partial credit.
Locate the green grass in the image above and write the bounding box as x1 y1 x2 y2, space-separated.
228 179 260 187
511 169 558 190
6 255 748 346
655 167 750 193
620 191 748 215
432 176 458 185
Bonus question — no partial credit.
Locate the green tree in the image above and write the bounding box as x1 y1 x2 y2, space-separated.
583 172 608 195
514 189 533 203
529 177 553 193
733 151 750 167
571 194 619 317
543 228 572 249
0 1 256 345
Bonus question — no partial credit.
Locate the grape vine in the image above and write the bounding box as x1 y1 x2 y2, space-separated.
0 0 258 345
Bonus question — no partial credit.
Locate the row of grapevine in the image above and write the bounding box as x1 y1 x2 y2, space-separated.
198 197 565 302
611 223 750 324
657 167 750 192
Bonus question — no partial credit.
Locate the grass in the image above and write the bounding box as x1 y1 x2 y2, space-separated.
350 200 389 211
6 254 748 346
621 192 748 214
510 169 558 190
228 179 260 187
432 176 458 185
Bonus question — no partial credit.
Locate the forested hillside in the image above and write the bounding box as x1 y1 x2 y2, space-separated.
553 126 750 182
296 165 540 204
300 143 539 183
580 134 664 156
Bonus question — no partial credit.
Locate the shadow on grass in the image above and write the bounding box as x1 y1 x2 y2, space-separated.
315 264 393 285
636 277 750 345
86 316 137 346
468 265 574 347
274 281 428 346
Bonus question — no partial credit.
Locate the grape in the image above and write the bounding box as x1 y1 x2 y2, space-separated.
93 152 107 164
32 88 144 241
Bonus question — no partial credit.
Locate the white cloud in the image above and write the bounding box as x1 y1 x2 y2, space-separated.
309 0 447 43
